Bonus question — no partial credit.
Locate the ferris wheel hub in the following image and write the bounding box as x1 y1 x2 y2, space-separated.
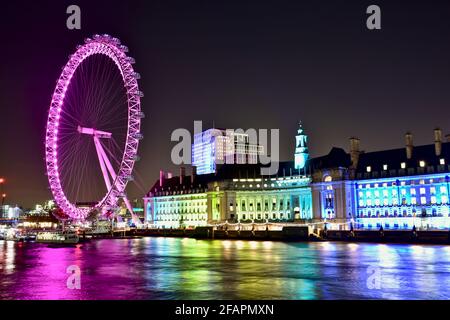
77 126 112 139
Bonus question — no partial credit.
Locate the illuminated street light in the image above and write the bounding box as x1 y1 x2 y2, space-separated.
0 179 5 206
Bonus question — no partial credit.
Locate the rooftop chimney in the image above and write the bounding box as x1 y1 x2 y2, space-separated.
179 166 186 185
159 170 165 187
191 166 196 184
349 137 361 169
405 132 413 160
434 128 443 156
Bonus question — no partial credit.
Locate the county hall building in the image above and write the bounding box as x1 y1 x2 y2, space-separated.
143 124 450 230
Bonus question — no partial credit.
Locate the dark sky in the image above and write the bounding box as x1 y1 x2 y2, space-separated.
1 0 450 208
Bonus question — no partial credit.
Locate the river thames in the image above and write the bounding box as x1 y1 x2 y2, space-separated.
1 237 450 300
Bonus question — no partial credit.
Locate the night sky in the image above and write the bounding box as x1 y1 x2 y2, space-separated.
1 0 450 208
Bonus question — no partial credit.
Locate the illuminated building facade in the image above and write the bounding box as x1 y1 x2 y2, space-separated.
192 128 264 175
312 128 450 229
146 125 450 230
0 205 23 220
309 147 356 224
143 164 313 228
351 129 450 229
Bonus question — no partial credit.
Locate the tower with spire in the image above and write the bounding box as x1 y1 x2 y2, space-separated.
294 121 309 172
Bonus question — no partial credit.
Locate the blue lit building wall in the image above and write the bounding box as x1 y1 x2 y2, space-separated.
354 173 450 229
192 129 218 175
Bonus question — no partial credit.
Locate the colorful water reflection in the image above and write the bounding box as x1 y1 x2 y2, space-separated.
1 239 450 299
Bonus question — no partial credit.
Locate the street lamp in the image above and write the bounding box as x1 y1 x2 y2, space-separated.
0 178 6 206
0 178 4 194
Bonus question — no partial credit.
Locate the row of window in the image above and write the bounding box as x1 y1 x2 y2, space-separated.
359 186 449 198
153 190 207 196
157 200 207 207
358 177 449 189
358 195 449 207
366 159 446 173
156 209 207 214
236 213 292 220
357 206 449 218
234 199 291 212
155 214 208 221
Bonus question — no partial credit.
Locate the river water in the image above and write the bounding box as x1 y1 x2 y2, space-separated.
1 238 449 300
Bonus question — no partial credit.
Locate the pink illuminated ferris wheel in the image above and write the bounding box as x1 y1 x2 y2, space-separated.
45 34 144 221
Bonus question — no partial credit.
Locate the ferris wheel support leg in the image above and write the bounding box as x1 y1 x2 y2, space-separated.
96 138 141 226
93 136 113 191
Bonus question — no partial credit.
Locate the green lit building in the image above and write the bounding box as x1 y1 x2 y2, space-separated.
143 164 313 228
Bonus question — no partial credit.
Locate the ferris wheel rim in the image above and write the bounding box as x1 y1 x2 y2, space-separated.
45 34 142 220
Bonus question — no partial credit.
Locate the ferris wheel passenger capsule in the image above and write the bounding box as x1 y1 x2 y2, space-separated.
137 112 145 119
133 133 144 140
122 175 134 182
134 91 144 98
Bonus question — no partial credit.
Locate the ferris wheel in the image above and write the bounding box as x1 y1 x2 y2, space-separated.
45 34 144 221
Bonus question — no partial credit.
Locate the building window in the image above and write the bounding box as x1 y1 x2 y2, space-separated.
401 162 406 169
366 166 372 173
324 175 332 182
383 164 388 171
440 158 446 165
419 161 426 168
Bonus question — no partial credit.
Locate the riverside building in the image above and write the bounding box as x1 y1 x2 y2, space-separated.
144 125 450 230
